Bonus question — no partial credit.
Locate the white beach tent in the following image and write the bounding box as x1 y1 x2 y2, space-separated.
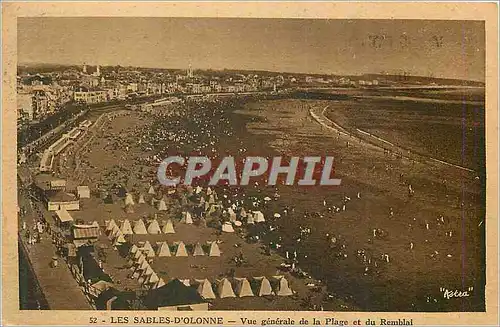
193 242 206 256
141 241 155 258
208 241 221 257
252 276 274 296
180 211 193 224
253 211 266 223
156 241 172 257
147 272 159 285
124 193 135 206
113 234 126 247
133 219 148 234
233 278 255 297
196 279 216 299
174 241 188 257
108 225 121 240
216 278 236 298
271 276 293 296
120 219 133 235
147 219 161 234
161 219 175 234
155 278 166 289
129 244 139 256
157 199 168 211
106 219 118 232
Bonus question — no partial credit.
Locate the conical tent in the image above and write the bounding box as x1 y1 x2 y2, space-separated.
222 222 235 233
141 241 155 258
181 212 193 224
143 265 154 277
141 274 152 287
174 241 188 257
112 224 122 237
147 219 161 234
180 279 191 287
156 278 166 288
216 278 236 298
148 186 155 195
239 207 247 218
199 196 206 204
138 194 145 204
129 244 139 255
252 277 273 296
148 272 159 285
195 186 203 194
246 214 255 224
130 253 144 269
207 187 213 195
139 259 149 270
254 211 265 223
108 226 120 240
138 265 153 284
271 276 293 296
133 250 145 261
156 241 171 257
233 278 254 297
131 265 143 278
106 219 118 231
157 199 167 211
133 254 146 269
120 219 133 235
193 242 205 256
161 219 175 234
196 279 216 299
133 220 147 234
125 193 135 206
208 194 215 204
113 234 126 246
208 241 221 257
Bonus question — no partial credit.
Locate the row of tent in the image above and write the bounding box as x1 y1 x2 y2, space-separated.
106 215 193 235
192 276 293 299
219 210 266 233
127 245 165 290
129 240 221 258
122 192 170 212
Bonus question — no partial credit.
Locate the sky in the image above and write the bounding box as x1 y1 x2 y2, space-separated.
18 18 485 81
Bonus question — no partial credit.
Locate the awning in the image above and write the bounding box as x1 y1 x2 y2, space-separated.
72 225 99 239
56 209 74 223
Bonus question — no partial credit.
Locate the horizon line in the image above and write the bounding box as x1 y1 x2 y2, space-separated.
17 61 486 84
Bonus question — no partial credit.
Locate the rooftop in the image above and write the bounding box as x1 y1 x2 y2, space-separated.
143 279 205 309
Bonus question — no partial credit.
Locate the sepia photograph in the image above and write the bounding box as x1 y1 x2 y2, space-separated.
2 2 499 326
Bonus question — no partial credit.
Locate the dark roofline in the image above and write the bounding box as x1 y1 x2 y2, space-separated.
143 279 205 309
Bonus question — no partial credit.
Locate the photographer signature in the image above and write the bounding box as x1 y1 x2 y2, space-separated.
440 287 473 299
